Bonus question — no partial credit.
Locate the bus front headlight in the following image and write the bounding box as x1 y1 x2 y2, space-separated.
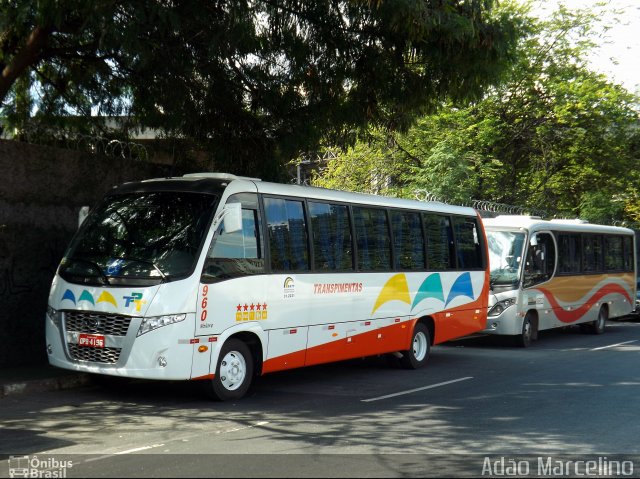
137 314 187 337
488 298 516 317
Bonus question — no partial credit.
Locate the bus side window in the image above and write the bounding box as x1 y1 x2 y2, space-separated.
202 194 264 283
605 236 624 272
523 232 555 288
309 202 353 271
390 210 424 270
353 206 391 271
452 216 483 270
423 213 454 270
264 197 310 272
623 236 634 272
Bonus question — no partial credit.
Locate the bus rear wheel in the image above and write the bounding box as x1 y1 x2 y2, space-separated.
204 339 254 401
399 322 430 369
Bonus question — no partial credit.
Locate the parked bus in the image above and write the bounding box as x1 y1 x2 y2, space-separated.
46 173 489 400
484 216 636 346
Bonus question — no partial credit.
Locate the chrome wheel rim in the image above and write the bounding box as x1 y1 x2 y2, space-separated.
219 350 247 391
413 331 428 362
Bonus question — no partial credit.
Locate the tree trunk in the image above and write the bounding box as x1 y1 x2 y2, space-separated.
0 25 51 104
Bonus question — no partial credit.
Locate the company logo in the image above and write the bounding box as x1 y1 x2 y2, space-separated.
61 289 145 311
82 316 101 333
283 276 295 299
122 292 146 312
8 455 73 478
314 282 363 294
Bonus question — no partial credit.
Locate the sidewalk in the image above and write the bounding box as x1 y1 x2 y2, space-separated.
0 364 91 399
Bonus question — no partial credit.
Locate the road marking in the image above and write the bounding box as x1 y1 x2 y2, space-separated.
591 340 637 351
361 376 473 402
114 444 165 455
82 421 270 463
216 421 270 435
83 444 165 463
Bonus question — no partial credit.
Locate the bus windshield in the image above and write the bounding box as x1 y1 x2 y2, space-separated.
59 192 217 286
487 230 526 289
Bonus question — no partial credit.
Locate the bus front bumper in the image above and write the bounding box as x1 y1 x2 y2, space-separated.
46 313 198 380
482 307 522 336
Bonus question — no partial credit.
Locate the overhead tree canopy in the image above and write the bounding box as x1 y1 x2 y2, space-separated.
314 3 640 225
1 0 524 177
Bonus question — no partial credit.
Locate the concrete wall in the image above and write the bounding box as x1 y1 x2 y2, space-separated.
0 139 170 367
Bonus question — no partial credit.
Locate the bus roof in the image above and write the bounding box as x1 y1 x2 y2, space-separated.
113 172 479 217
483 215 634 235
253 180 476 216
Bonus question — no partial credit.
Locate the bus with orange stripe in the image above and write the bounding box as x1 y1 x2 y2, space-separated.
45 173 489 400
484 216 636 346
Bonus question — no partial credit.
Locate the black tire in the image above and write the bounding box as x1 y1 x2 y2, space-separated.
515 314 534 347
203 339 253 401
399 322 431 369
591 306 608 335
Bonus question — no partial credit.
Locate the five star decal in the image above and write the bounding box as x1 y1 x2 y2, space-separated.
235 302 269 321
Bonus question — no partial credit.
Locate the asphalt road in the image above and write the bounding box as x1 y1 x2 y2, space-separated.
2 318 640 477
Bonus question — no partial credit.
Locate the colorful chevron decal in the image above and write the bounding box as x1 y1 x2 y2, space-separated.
78 290 95 305
97 291 118 307
61 289 76 304
371 273 411 315
372 271 480 315
537 284 632 323
445 272 474 307
411 273 445 311
61 289 120 308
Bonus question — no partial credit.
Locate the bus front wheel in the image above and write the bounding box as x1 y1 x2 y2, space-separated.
591 306 608 335
400 322 431 369
515 314 534 347
204 339 254 401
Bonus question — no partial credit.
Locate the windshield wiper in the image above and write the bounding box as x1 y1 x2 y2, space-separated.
62 258 110 285
108 257 168 282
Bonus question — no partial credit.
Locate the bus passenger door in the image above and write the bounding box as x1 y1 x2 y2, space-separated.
261 197 311 373
194 192 265 379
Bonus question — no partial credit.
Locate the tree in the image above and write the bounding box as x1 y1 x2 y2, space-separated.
315 2 640 225
1 0 524 177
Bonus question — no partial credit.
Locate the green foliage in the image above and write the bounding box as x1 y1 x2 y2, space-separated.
1 0 523 178
315 1 640 226
313 130 411 197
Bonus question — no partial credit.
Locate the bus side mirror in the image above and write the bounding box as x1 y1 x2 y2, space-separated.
223 203 243 233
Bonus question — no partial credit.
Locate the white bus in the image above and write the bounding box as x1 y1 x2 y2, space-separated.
484 216 636 346
46 173 489 400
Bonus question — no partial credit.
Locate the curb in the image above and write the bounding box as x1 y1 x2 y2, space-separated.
0 373 92 399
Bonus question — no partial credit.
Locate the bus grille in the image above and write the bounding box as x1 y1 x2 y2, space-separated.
68 344 121 364
64 311 133 336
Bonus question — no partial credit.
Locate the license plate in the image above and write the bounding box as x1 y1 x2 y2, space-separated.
78 334 105 348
